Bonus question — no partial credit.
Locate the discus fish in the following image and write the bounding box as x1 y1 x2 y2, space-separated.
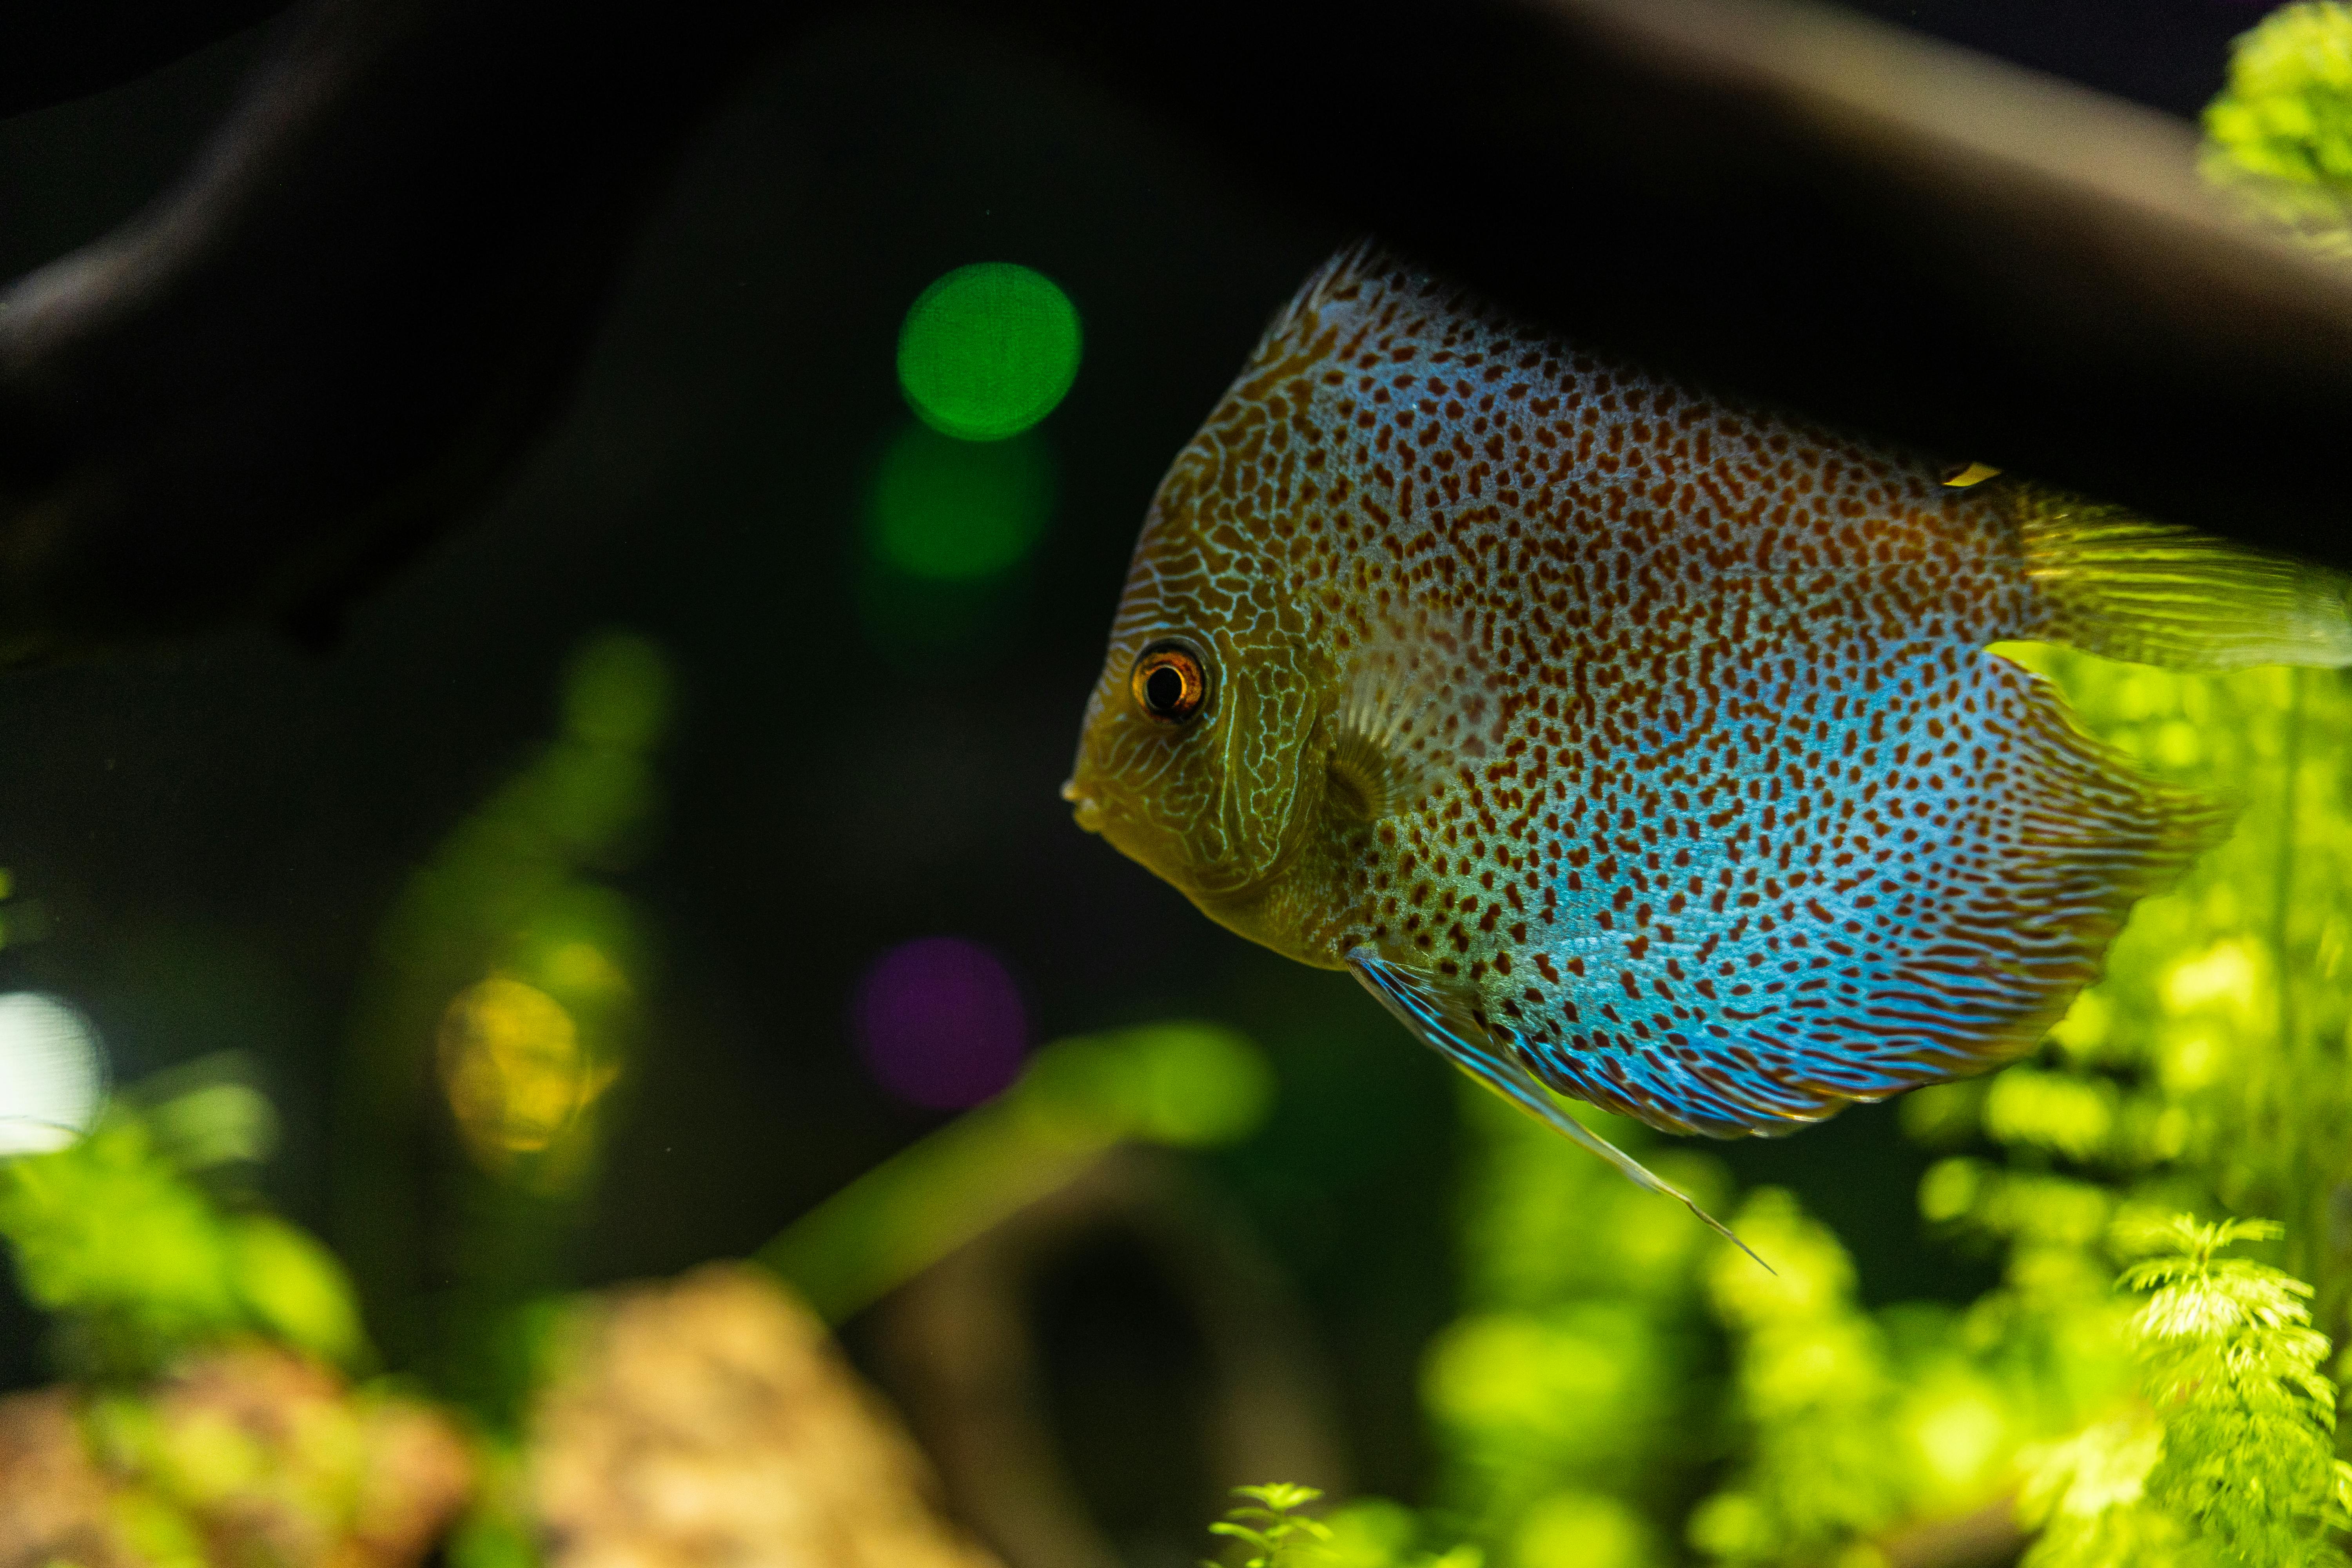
1065 241 2352 1240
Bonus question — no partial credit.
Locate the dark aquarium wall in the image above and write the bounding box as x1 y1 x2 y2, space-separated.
2 5 2351 1568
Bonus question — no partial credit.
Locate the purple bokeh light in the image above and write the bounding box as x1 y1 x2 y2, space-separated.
855 936 1029 1109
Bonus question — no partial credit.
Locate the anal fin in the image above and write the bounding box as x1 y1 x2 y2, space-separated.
1346 946 1769 1272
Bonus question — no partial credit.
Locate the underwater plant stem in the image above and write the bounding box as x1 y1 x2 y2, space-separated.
755 1098 1116 1323
2273 668 2312 1285
757 1024 1269 1321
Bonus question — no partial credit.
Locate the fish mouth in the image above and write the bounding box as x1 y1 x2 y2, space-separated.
1059 776 1105 835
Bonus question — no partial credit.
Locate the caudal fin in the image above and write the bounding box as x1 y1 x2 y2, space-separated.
2022 492 2352 671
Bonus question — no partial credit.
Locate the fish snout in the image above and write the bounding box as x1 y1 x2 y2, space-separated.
1060 776 1105 834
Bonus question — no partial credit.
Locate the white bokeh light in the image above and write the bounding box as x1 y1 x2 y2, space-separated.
0 993 105 1156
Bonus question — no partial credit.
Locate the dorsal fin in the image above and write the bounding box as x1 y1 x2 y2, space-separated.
2021 490 2352 671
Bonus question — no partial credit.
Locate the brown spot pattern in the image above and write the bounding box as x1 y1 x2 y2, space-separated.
1070 243 2221 1137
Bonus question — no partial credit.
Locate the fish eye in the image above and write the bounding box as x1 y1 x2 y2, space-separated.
1131 639 1211 724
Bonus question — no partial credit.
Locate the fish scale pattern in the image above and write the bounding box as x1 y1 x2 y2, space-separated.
1083 243 2223 1138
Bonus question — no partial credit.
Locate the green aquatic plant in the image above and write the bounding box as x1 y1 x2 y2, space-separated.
1205 1485 1483 1568
2207 3 2352 185
0 1084 367 1381
1423 1084 1716 1564
1971 650 2352 1321
334 629 671 1421
2126 1218 2351 1566
1898 650 2352 1565
1687 1191 1909 1565
1209 1483 1338 1568
2204 3 2352 250
760 1020 1273 1321
2020 1216 2352 1568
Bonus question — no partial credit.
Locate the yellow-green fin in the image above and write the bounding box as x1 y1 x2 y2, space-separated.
2022 492 2352 671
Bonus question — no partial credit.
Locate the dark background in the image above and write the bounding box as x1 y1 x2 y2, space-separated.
0 0 2285 1550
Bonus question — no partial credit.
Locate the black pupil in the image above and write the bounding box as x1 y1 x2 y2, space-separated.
1145 664 1187 713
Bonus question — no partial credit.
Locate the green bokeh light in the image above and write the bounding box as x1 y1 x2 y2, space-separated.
896 262 1082 441
867 421 1053 581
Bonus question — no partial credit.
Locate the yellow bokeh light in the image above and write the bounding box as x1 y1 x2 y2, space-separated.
437 976 615 1167
1904 1380 2009 1495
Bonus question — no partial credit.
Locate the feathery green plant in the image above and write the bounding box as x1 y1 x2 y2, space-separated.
1422 1083 1716 1566
1687 1190 1909 1564
2021 1216 2352 1568
2126 1217 2350 1564
1208 1485 1338 1568
1206 1486 1483 1568
2207 2 2352 180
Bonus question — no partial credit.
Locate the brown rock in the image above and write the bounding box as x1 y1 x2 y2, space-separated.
0 1347 472 1568
529 1264 1001 1568
0 1387 136 1568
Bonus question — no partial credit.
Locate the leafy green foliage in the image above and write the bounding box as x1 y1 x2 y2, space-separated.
2131 1218 2348 1565
1207 1486 1483 1568
336 630 672 1419
2017 1417 2192 1568
2019 1217 2352 1568
761 1022 1273 1323
1208 1485 1338 1568
1424 1085 1720 1563
0 1105 368 1379
2203 2 2352 249
1690 1191 1909 1563
349 632 671 1186
2208 3 2352 184
2013 655 2352 1265
1904 649 2352 1568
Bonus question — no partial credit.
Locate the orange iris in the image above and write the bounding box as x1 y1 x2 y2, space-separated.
1131 640 1209 723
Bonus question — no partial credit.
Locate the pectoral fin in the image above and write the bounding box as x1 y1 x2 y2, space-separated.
1345 946 1767 1271
1329 602 1499 820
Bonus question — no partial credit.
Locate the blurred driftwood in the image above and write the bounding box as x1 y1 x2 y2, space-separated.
0 0 774 659
1881 1496 2029 1568
0 1268 1020 1568
870 1147 1347 1568
4 2 289 120
0 1388 129 1568
4 0 2352 660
